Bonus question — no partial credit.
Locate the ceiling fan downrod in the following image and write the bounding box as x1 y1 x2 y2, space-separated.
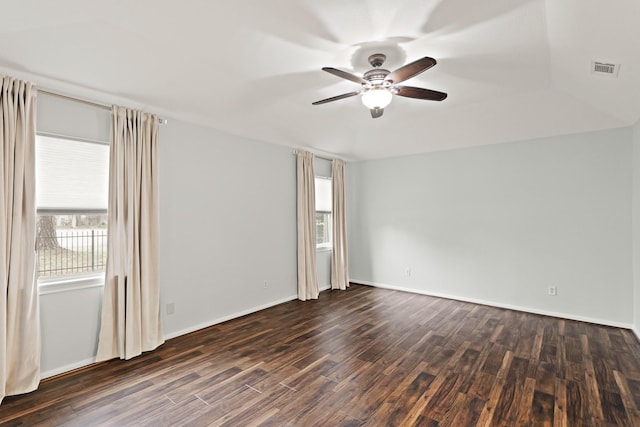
368 53 386 68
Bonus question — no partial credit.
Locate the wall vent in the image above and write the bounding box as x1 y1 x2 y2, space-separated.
591 61 620 77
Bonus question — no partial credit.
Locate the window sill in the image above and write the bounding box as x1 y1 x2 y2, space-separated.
316 245 333 252
39 273 105 295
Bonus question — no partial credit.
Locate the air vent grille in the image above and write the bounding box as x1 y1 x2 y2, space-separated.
591 61 620 77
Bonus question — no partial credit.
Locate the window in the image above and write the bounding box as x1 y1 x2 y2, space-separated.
315 177 332 249
35 134 109 280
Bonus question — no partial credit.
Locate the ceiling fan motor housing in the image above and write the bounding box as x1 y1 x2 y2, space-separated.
363 69 391 86
365 53 391 87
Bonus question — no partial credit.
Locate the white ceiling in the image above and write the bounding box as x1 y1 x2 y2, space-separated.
1 0 639 160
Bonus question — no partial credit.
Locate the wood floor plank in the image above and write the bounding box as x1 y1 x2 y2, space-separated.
531 390 555 426
444 394 485 427
1 284 640 426
553 377 568 427
613 370 640 426
516 376 537 426
476 377 505 426
565 379 588 426
581 335 606 424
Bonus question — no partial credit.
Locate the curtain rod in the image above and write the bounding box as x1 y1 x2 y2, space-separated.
292 149 337 162
39 89 168 124
39 89 111 110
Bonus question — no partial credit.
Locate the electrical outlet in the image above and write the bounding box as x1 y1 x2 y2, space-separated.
548 286 557 296
166 303 175 315
264 280 268 288
405 268 412 277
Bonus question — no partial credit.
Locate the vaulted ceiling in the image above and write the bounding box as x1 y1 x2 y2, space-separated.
1 0 639 160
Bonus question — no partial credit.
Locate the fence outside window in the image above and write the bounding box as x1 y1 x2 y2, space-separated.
37 228 108 278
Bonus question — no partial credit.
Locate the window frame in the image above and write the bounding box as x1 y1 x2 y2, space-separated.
35 132 110 293
315 176 333 250
315 211 332 251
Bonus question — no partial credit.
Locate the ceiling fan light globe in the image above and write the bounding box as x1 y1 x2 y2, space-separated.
361 88 392 109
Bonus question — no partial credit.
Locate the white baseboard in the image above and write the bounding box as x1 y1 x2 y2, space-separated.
40 284 634 380
41 357 96 380
164 286 335 340
163 293 299 340
41 293 304 379
351 279 634 330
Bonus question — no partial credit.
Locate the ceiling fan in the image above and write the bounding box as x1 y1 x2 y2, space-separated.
312 53 447 118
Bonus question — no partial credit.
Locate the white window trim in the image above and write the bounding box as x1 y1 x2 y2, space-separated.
39 272 105 295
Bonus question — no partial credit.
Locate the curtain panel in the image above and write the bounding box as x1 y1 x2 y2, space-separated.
0 77 40 404
96 105 164 361
297 151 319 300
331 159 349 290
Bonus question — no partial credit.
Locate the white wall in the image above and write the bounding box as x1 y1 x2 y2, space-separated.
632 119 640 336
348 128 634 326
37 96 298 376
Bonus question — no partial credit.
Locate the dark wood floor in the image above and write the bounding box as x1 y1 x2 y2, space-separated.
2 284 640 426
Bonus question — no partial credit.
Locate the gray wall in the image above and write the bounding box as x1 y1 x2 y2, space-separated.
33 90 640 377
159 119 297 337
37 94 110 375
347 127 634 326
633 118 640 336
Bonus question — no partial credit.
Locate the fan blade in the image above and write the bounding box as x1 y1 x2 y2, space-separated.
322 67 368 85
386 57 437 84
395 86 447 101
370 107 384 118
312 91 360 105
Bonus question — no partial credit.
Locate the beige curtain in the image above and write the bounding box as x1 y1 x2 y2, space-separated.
331 159 349 290
0 77 40 403
297 151 319 300
96 105 164 361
